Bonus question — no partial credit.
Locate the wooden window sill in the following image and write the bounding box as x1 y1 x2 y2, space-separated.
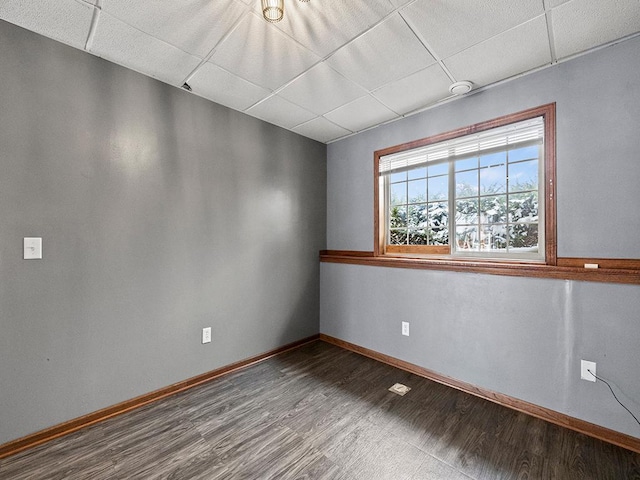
319 250 640 285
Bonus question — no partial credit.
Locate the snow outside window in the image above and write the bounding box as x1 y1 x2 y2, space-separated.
379 116 547 262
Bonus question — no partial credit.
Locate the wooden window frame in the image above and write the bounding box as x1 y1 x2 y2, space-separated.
374 103 557 266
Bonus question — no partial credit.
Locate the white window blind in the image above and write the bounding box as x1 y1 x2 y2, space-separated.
379 117 544 175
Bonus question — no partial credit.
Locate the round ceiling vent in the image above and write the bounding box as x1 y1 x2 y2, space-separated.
449 81 473 96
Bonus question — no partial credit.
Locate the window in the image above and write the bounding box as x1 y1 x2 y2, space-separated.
375 104 556 264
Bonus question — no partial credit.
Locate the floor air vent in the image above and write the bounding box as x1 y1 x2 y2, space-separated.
388 383 411 396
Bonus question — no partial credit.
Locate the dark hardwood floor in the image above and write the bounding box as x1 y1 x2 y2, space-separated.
1 341 639 479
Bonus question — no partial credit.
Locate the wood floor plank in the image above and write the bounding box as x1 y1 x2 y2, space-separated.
1 340 639 479
412 453 473 480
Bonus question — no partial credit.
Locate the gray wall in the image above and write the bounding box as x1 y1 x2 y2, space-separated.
323 36 640 438
0 20 326 445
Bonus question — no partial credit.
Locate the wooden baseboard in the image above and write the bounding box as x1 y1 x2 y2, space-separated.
0 335 319 460
320 334 640 454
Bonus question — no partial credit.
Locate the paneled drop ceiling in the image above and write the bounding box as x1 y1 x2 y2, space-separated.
1 0 639 143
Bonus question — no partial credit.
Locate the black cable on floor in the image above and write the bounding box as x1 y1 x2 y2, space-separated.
587 369 640 427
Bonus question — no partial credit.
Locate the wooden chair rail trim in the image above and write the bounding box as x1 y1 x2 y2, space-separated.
320 250 640 285
557 257 640 270
0 335 320 460
319 334 640 455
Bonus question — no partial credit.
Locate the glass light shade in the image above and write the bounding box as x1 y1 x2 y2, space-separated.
262 0 284 22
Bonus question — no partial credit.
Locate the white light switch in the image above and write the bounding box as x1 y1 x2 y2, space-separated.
402 322 410 336
202 327 212 344
24 237 42 259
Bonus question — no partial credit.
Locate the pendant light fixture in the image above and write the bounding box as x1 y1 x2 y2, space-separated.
262 0 310 23
262 0 284 23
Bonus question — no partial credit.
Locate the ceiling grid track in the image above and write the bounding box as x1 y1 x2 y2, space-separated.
181 6 252 87
83 0 101 52
398 11 457 83
544 8 559 63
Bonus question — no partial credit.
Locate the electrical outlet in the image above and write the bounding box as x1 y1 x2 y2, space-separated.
581 360 596 382
202 327 212 344
24 237 42 259
401 322 410 336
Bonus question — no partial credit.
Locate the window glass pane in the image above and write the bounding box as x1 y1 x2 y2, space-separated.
379 111 549 261
390 171 407 183
509 224 539 250
455 199 478 224
389 229 407 245
428 175 448 201
408 179 427 203
480 224 508 250
430 229 449 245
407 204 426 229
508 192 538 223
409 229 429 245
456 226 479 251
408 167 427 180
455 157 478 171
456 170 478 197
428 162 448 176
480 151 506 167
480 164 506 194
480 195 507 223
509 160 538 192
390 205 407 228
509 145 538 163
428 202 449 245
390 182 407 205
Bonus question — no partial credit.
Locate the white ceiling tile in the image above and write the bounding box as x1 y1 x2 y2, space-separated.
266 0 394 57
188 63 271 112
293 117 351 143
402 0 545 58
372 64 453 115
4 0 639 141
278 62 366 115
546 0 572 7
246 95 316 129
101 0 247 58
552 0 640 59
324 96 398 132
0 0 94 50
211 12 320 90
89 12 202 86
389 0 414 7
327 13 436 91
444 16 551 88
